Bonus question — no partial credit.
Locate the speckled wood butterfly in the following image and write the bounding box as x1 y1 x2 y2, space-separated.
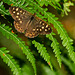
9 7 52 38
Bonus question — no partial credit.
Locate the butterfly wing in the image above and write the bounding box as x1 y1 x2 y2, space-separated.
9 7 52 38
25 16 52 38
9 7 32 33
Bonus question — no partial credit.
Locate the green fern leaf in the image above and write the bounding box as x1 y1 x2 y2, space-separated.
35 0 62 11
32 40 53 70
0 2 9 15
46 33 61 67
0 24 37 75
62 1 74 16
0 47 22 75
47 13 75 62
3 0 21 7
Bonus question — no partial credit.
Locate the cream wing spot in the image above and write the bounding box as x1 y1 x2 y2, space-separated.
16 8 19 11
40 29 42 31
20 21 22 23
45 29 47 31
16 16 19 18
17 12 19 15
13 7 15 10
13 11 15 13
46 25 48 28
33 29 35 31
23 12 25 14
20 10 22 13
48 28 50 30
18 18 20 20
40 21 42 24
16 23 19 25
42 26 44 29
37 29 39 31
42 23 45 25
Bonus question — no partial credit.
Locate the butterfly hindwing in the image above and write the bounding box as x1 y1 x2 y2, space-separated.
25 17 39 38
25 16 52 38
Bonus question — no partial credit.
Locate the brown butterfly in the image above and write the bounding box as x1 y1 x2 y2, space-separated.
9 7 52 38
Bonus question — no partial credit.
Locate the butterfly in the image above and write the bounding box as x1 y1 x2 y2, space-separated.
9 7 52 38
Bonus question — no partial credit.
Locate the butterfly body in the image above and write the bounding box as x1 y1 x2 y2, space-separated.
9 7 52 38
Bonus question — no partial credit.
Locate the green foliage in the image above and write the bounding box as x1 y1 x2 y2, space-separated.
0 47 22 75
0 2 9 15
0 0 75 75
46 33 61 67
45 11 75 63
36 0 62 11
62 1 74 16
32 40 53 70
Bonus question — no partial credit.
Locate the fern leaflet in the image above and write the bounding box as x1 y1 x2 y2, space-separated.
0 47 22 75
0 1 9 15
46 33 61 67
32 40 53 70
35 0 62 11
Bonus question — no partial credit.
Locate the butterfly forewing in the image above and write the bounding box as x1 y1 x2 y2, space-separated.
9 7 32 33
9 7 52 38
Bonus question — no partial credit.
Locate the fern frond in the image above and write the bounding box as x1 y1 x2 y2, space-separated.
35 0 62 11
46 32 61 67
62 1 74 16
0 1 9 15
32 40 53 70
47 13 75 62
3 0 21 7
0 47 22 75
0 24 36 75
